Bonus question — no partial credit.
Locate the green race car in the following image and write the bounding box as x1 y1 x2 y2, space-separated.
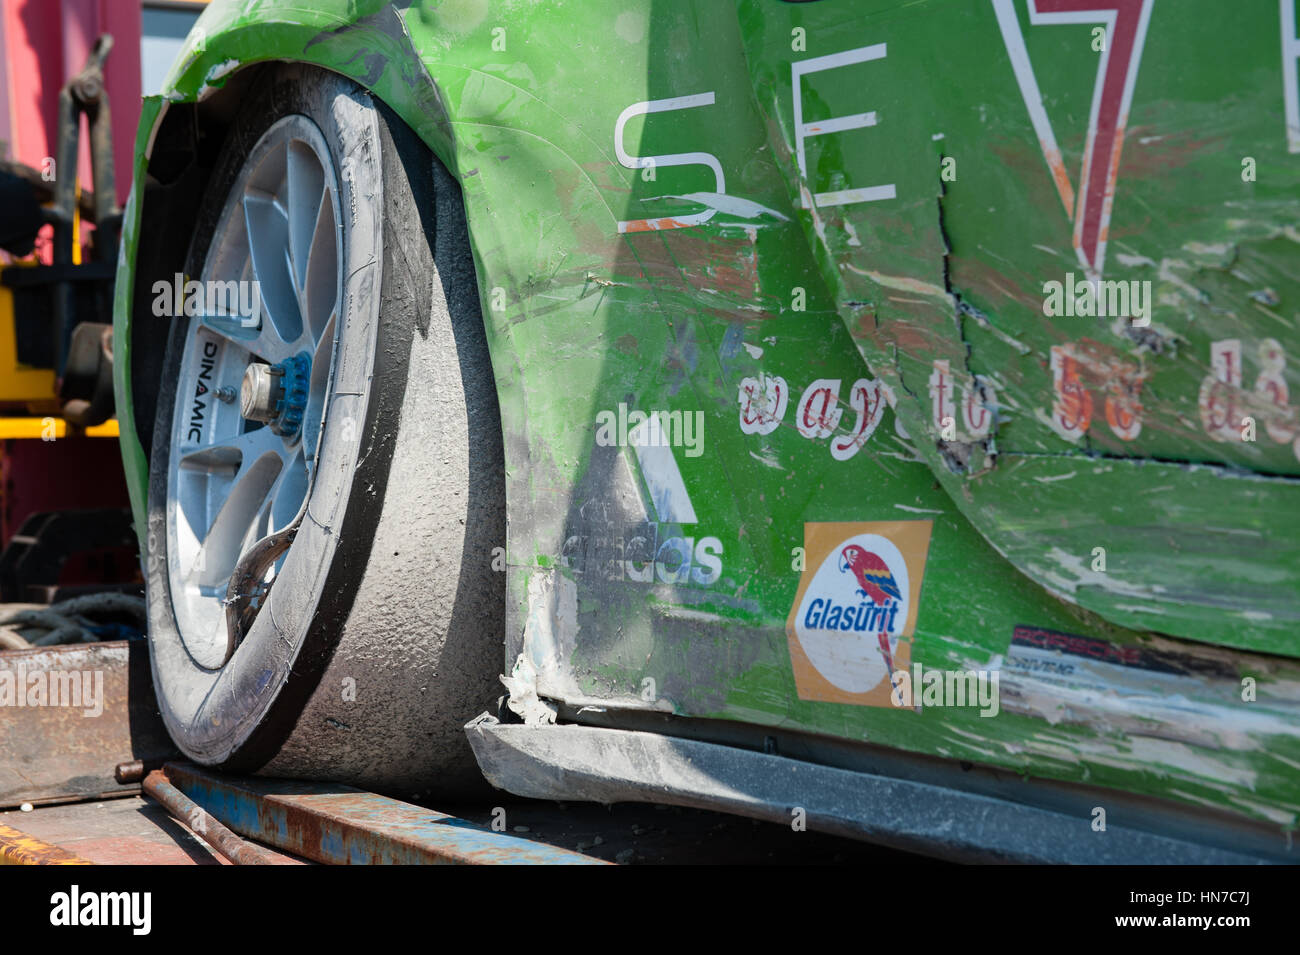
113 0 1300 862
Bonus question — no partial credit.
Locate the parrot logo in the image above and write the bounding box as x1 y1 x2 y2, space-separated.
840 545 903 679
840 545 902 606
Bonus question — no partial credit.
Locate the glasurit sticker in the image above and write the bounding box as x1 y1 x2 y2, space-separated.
786 521 932 706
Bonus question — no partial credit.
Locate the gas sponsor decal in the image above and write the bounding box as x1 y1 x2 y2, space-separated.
786 520 932 705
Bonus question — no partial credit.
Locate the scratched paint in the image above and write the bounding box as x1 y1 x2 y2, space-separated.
738 0 1300 653
110 0 1300 833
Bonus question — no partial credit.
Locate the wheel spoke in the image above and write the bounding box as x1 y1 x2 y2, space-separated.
196 309 259 349
270 446 309 533
178 424 290 589
187 444 284 589
303 188 339 345
244 188 303 347
178 420 284 470
303 312 337 461
287 140 325 291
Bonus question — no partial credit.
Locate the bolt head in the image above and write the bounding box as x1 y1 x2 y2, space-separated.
240 363 283 422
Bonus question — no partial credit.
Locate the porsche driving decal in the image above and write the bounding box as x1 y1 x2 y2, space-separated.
994 624 1251 743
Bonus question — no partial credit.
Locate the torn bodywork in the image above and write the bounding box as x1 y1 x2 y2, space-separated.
112 0 1300 850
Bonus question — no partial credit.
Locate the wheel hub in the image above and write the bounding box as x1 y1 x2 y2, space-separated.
239 352 311 438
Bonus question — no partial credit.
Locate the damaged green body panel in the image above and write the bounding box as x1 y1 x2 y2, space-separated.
114 0 1300 835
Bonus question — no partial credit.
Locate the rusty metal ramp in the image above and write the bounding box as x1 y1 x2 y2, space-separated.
0 640 177 809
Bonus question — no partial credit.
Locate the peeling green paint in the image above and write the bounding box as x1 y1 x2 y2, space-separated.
113 0 1300 833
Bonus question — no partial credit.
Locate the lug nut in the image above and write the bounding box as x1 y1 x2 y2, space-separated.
240 363 285 423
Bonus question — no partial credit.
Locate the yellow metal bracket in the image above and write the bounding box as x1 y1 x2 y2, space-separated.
0 417 118 439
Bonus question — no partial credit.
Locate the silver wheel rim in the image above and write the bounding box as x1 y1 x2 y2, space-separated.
166 114 341 670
